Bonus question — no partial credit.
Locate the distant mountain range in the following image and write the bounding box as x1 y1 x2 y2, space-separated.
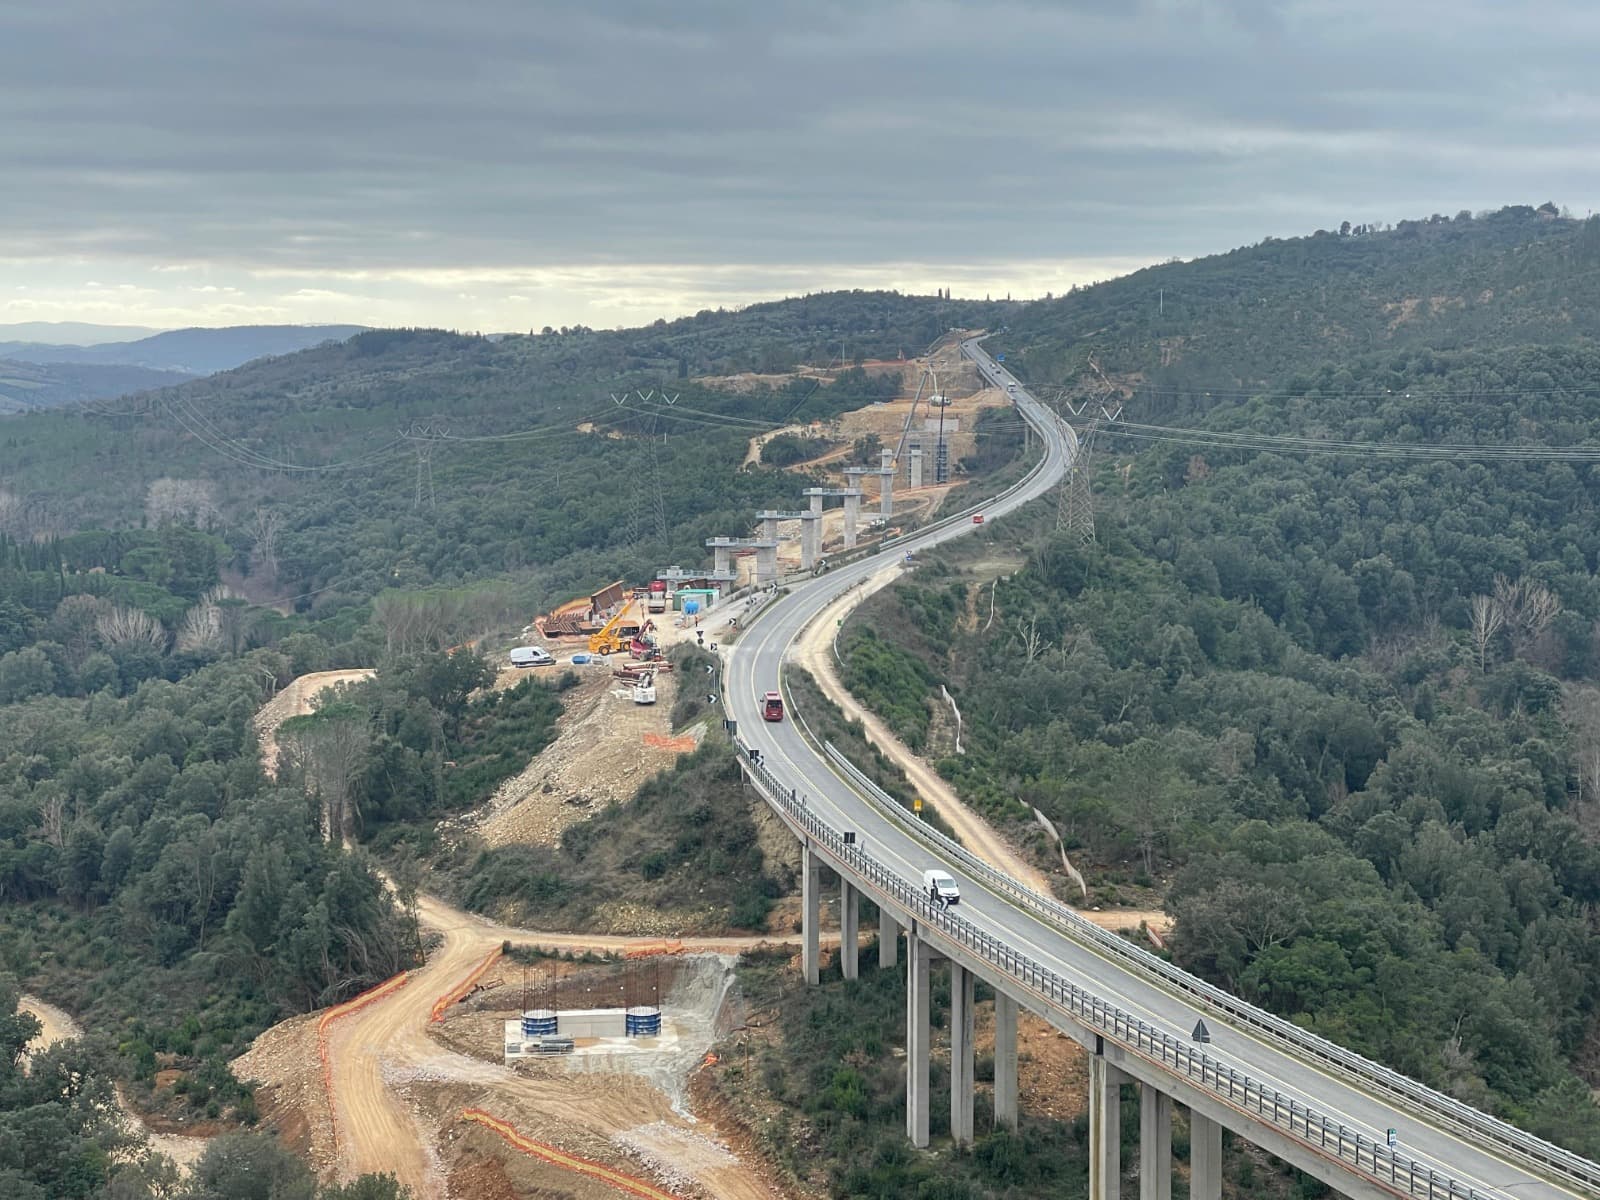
0 359 194 415
0 321 165 345
0 324 369 376
0 324 370 413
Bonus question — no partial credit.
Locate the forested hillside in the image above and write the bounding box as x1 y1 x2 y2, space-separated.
0 358 192 414
0 288 996 1195
842 208 1600 1158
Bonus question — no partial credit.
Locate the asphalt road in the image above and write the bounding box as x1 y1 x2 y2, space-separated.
724 338 1574 1200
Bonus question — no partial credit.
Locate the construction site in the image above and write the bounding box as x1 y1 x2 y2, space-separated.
521 334 1007 658
219 333 1121 1200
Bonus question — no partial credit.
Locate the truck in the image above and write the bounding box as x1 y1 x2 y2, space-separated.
922 869 960 907
647 579 668 614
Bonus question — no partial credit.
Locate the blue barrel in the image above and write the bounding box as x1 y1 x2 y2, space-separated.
521 1010 558 1037
625 1007 662 1037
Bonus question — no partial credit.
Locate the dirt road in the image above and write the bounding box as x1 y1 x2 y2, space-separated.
19 994 210 1166
324 894 789 1199
790 567 1171 934
254 669 376 778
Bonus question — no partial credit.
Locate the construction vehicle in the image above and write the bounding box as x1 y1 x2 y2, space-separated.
589 599 643 656
633 672 658 705
647 579 668 614
629 620 659 660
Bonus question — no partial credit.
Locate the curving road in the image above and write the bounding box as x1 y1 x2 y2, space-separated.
725 337 1582 1200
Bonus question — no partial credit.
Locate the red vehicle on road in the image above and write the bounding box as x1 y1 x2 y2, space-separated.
762 692 785 721
972 514 986 525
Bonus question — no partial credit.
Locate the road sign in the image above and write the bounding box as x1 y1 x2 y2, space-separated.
913 796 923 813
996 354 1005 362
1387 1129 1397 1149
1192 1019 1212 1043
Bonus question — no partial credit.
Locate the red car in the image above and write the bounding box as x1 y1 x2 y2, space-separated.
763 692 784 721
972 514 985 525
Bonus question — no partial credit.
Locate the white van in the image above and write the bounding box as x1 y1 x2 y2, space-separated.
509 646 555 668
922 869 960 907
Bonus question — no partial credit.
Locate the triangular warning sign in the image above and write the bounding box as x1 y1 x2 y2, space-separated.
1192 1019 1212 1043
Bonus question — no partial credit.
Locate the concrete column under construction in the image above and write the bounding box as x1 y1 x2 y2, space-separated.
711 543 731 575
1090 1056 1126 1200
950 961 976 1147
993 991 1018 1131
905 930 932 1148
843 492 860 548
800 513 821 571
755 544 778 586
880 449 895 516
802 844 820 986
909 446 923 488
839 880 859 980
879 908 897 968
1139 1086 1173 1200
1189 1110 1222 1200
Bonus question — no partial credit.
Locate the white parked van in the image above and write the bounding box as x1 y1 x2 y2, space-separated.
922 869 960 907
509 646 555 668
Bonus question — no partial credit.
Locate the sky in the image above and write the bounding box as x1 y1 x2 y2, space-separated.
4 0 1600 334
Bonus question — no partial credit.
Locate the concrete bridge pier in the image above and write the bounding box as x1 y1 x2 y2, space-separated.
880 449 896 515
905 929 933 1148
802 844 820 985
993 991 1018 1131
843 492 860 548
1090 1056 1128 1200
909 445 923 488
712 544 731 575
878 908 898 968
839 880 859 980
755 544 778 586
800 513 821 571
809 491 824 517
950 961 976 1146
760 514 780 541
1189 1110 1222 1200
1140 1086 1172 1200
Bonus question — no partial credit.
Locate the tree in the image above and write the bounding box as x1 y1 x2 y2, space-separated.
187 1132 315 1200
1470 593 1502 672
144 477 219 529
96 606 166 652
318 1175 414 1200
279 706 373 842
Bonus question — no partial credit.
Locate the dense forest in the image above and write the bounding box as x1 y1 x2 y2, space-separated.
9 207 1600 1194
0 290 971 1195
839 209 1600 1161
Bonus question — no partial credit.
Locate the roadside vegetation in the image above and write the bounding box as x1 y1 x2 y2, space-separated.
451 740 790 933
840 216 1600 1154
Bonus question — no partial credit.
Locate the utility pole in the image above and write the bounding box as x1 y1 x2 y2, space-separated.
401 422 444 510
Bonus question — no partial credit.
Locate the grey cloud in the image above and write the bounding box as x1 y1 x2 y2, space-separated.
1 0 1598 294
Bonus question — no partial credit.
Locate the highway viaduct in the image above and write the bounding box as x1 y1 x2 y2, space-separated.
721 336 1599 1200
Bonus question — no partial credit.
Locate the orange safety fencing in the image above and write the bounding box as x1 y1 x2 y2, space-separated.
429 945 503 1023
623 940 684 959
462 1108 681 1200
642 733 697 752
317 970 411 1156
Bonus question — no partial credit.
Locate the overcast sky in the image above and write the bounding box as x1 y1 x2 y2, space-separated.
4 0 1599 333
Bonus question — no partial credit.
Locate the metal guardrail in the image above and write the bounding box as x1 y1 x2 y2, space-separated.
800 335 1600 1196
825 737 1600 1195
740 336 1597 1196
740 755 1501 1200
